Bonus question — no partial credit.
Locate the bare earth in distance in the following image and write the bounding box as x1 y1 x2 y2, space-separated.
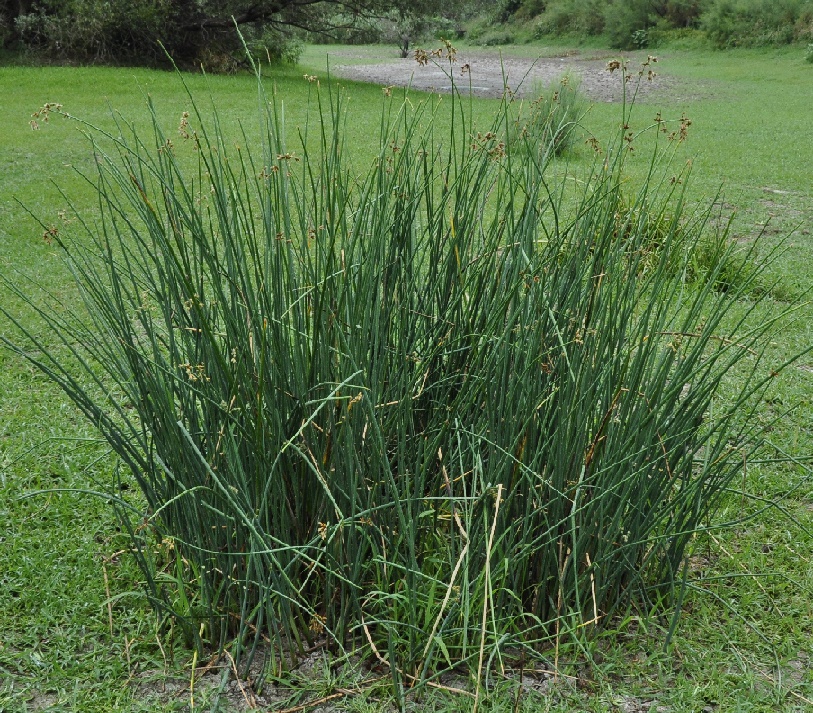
327 47 678 102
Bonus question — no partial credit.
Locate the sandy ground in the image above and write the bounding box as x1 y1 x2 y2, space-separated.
328 48 679 102
130 648 664 712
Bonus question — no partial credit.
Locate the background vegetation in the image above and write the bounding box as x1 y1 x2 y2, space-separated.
4 0 813 67
470 0 813 50
0 0 469 66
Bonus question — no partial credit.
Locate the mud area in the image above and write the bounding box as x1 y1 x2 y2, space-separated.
329 48 679 102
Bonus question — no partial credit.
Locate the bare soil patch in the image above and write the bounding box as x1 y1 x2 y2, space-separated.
329 47 681 102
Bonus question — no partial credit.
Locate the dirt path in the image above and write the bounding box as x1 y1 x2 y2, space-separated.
328 47 679 102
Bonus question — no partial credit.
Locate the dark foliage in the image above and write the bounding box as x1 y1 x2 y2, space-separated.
3 0 435 66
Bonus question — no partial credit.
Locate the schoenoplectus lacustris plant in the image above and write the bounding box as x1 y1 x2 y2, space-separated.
2 49 797 695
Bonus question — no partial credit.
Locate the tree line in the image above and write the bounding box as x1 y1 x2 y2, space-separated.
2 0 811 66
0 0 467 66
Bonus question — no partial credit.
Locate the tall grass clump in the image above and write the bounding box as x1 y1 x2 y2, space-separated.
1 55 792 692
510 73 585 156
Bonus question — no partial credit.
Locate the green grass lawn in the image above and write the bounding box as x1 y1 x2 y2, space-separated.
1 43 813 711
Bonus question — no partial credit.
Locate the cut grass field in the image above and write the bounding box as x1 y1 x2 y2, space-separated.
1 43 812 712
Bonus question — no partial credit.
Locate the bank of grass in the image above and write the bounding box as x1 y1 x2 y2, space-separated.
1 47 812 712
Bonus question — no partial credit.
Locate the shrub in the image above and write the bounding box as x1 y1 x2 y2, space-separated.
14 0 179 64
602 0 704 49
531 0 703 42
479 29 516 45
806 42 813 60
664 0 706 27
513 0 548 21
3 57 790 689
631 28 650 47
495 0 524 23
603 0 653 49
10 0 309 67
379 13 458 57
533 0 607 36
703 0 813 47
0 8 11 48
245 28 304 65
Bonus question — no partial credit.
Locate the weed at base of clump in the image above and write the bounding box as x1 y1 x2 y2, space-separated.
687 233 761 296
1 51 802 696
604 184 688 277
605 163 783 301
806 43 813 62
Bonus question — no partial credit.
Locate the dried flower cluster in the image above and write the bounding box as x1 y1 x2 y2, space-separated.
30 102 64 130
415 39 457 67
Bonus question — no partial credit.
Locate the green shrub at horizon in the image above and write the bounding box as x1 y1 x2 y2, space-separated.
475 0 813 50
